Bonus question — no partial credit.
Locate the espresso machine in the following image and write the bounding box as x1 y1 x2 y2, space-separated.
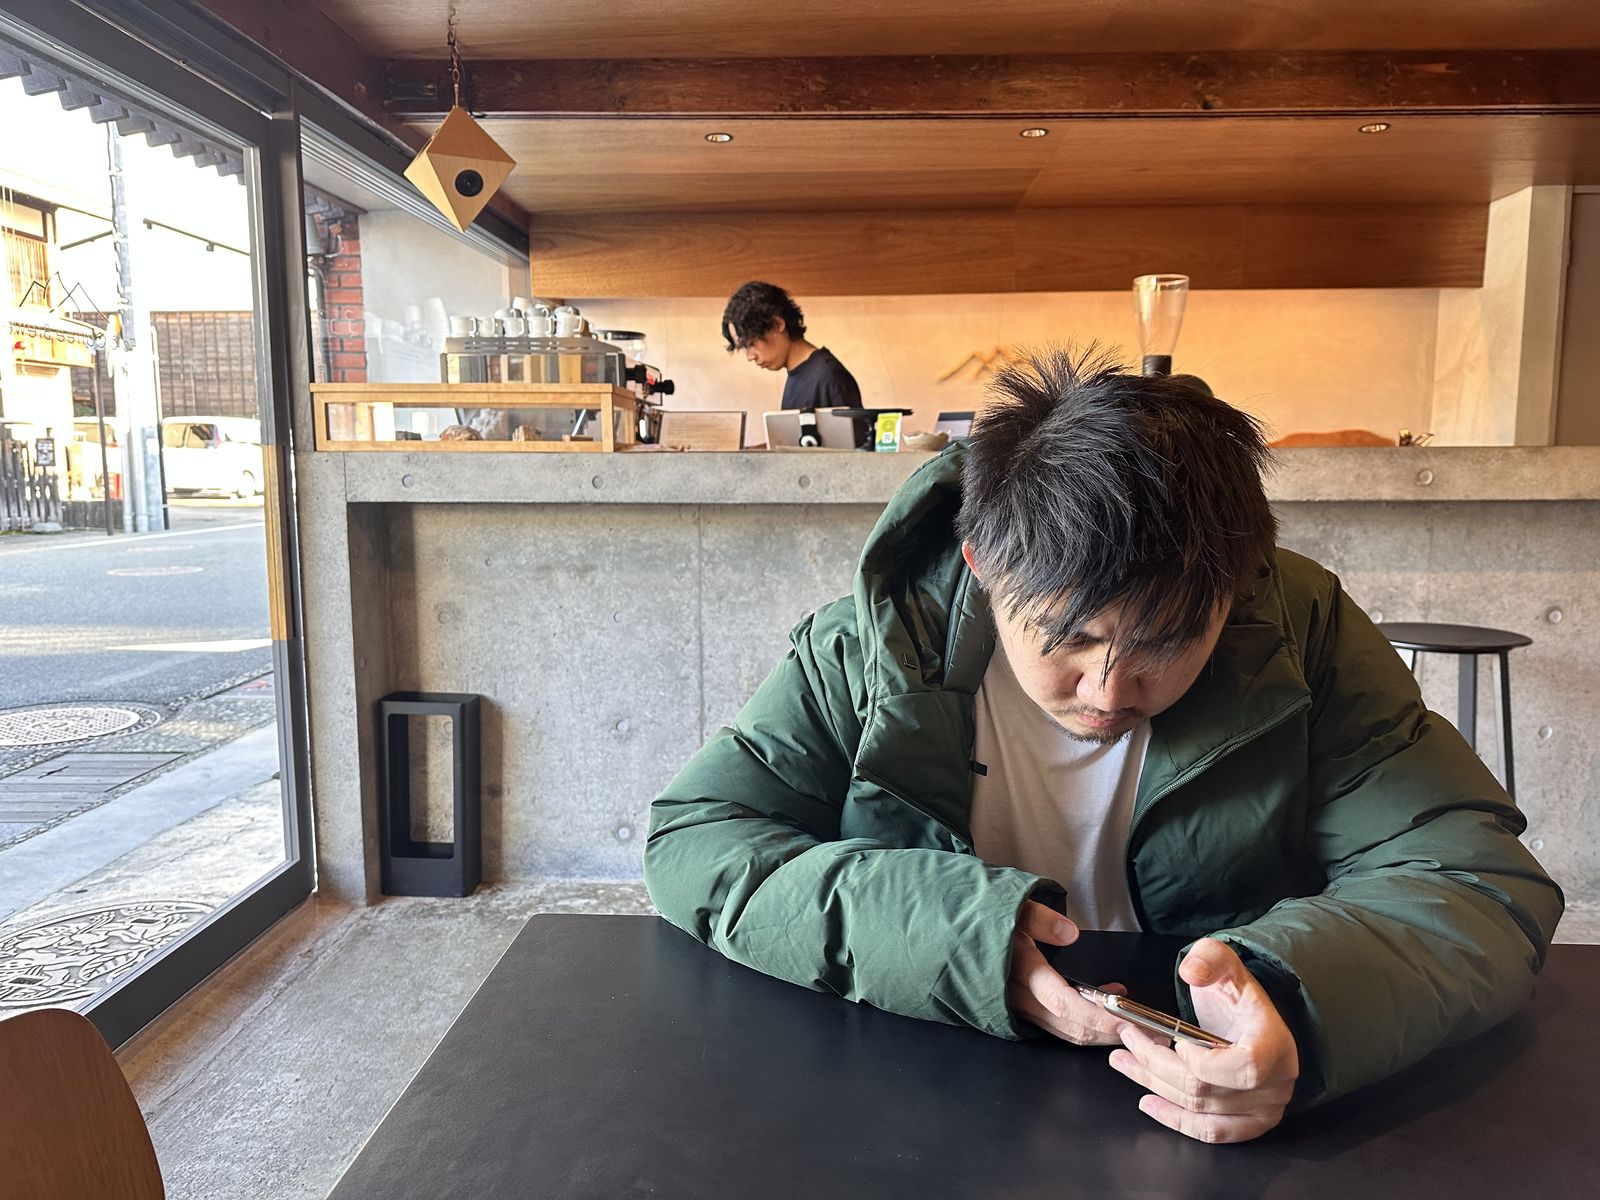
592 328 674 443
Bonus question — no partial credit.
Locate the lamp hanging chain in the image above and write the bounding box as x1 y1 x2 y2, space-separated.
447 3 463 109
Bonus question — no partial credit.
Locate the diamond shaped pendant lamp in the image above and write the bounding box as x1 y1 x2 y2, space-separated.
404 105 516 232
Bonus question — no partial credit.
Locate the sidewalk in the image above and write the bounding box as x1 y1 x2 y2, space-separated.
0 525 119 552
0 722 280 920
0 721 284 1013
0 496 263 556
0 675 277 817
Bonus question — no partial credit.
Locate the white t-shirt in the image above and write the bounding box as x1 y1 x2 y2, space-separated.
968 642 1148 931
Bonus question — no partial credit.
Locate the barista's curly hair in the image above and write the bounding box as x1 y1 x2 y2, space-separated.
721 281 807 351
956 345 1277 671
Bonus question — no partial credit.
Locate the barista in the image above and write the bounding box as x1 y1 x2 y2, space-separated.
722 281 862 410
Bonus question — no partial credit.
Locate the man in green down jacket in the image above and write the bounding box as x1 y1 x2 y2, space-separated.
644 349 1562 1144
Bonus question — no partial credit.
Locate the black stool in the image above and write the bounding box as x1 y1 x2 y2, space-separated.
1377 623 1532 800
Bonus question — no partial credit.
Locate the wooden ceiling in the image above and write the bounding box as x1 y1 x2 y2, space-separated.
203 1 1600 221
197 0 1600 289
484 114 1600 215
315 1 1600 59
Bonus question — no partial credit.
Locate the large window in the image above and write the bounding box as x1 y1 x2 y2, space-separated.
0 0 527 1046
0 5 311 1047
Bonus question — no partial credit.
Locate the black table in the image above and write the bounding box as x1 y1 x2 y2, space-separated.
329 915 1598 1199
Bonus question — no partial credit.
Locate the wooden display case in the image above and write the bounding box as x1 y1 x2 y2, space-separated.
310 383 639 452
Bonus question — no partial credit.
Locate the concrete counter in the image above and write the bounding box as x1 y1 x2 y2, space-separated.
295 445 1600 926
336 446 1600 505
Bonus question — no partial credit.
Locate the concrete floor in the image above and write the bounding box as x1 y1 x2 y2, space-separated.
118 881 654 1200
116 886 1600 1200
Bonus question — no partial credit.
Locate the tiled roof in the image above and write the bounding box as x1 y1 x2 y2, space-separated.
0 44 243 180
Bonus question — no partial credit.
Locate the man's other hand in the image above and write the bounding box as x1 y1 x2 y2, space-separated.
1109 938 1299 1144
1007 900 1131 1046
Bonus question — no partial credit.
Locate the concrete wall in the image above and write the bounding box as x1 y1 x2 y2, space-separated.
1277 501 1597 903
376 501 880 879
298 449 1600 923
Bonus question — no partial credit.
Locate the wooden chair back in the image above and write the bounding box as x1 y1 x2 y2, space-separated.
0 1007 164 1199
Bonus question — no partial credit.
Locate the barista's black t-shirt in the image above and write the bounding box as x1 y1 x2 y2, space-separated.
781 347 862 410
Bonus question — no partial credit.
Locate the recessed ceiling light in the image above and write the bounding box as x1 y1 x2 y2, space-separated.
705 132 733 143
1358 122 1391 134
1019 127 1049 139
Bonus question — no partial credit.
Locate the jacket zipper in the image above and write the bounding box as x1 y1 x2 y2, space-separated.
1123 695 1312 930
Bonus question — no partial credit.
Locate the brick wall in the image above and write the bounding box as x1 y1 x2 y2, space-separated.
311 210 367 383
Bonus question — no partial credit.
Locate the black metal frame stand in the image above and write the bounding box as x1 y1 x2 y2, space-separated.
378 692 482 897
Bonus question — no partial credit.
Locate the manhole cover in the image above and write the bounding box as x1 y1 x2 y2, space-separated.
0 901 211 1008
0 705 149 747
107 565 205 577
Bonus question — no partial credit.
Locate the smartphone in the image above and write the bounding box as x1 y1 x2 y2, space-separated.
1064 978 1232 1048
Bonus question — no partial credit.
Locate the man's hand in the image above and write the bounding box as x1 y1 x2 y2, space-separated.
1108 938 1298 1144
1007 900 1131 1046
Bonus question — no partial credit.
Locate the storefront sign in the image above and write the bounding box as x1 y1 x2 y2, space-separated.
8 325 95 369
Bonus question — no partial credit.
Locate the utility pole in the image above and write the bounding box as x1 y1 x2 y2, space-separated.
106 125 165 533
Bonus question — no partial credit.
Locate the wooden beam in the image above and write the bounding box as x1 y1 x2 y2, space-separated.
386 50 1600 119
528 205 1487 296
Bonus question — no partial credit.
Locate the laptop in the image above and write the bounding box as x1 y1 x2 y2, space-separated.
762 409 860 450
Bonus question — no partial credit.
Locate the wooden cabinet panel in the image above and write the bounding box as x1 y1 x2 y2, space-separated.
531 205 1486 296
531 211 1018 296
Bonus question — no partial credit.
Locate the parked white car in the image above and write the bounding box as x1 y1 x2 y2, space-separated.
69 418 123 500
160 416 265 497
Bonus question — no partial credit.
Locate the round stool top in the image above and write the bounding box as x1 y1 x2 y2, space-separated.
1377 622 1533 653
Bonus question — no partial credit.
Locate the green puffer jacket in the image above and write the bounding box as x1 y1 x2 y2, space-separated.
644 445 1563 1107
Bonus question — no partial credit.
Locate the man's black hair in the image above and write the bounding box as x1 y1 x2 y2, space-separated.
721 281 806 351
956 346 1277 669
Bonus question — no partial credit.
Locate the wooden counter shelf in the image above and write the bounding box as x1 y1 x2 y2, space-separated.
311 382 639 452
